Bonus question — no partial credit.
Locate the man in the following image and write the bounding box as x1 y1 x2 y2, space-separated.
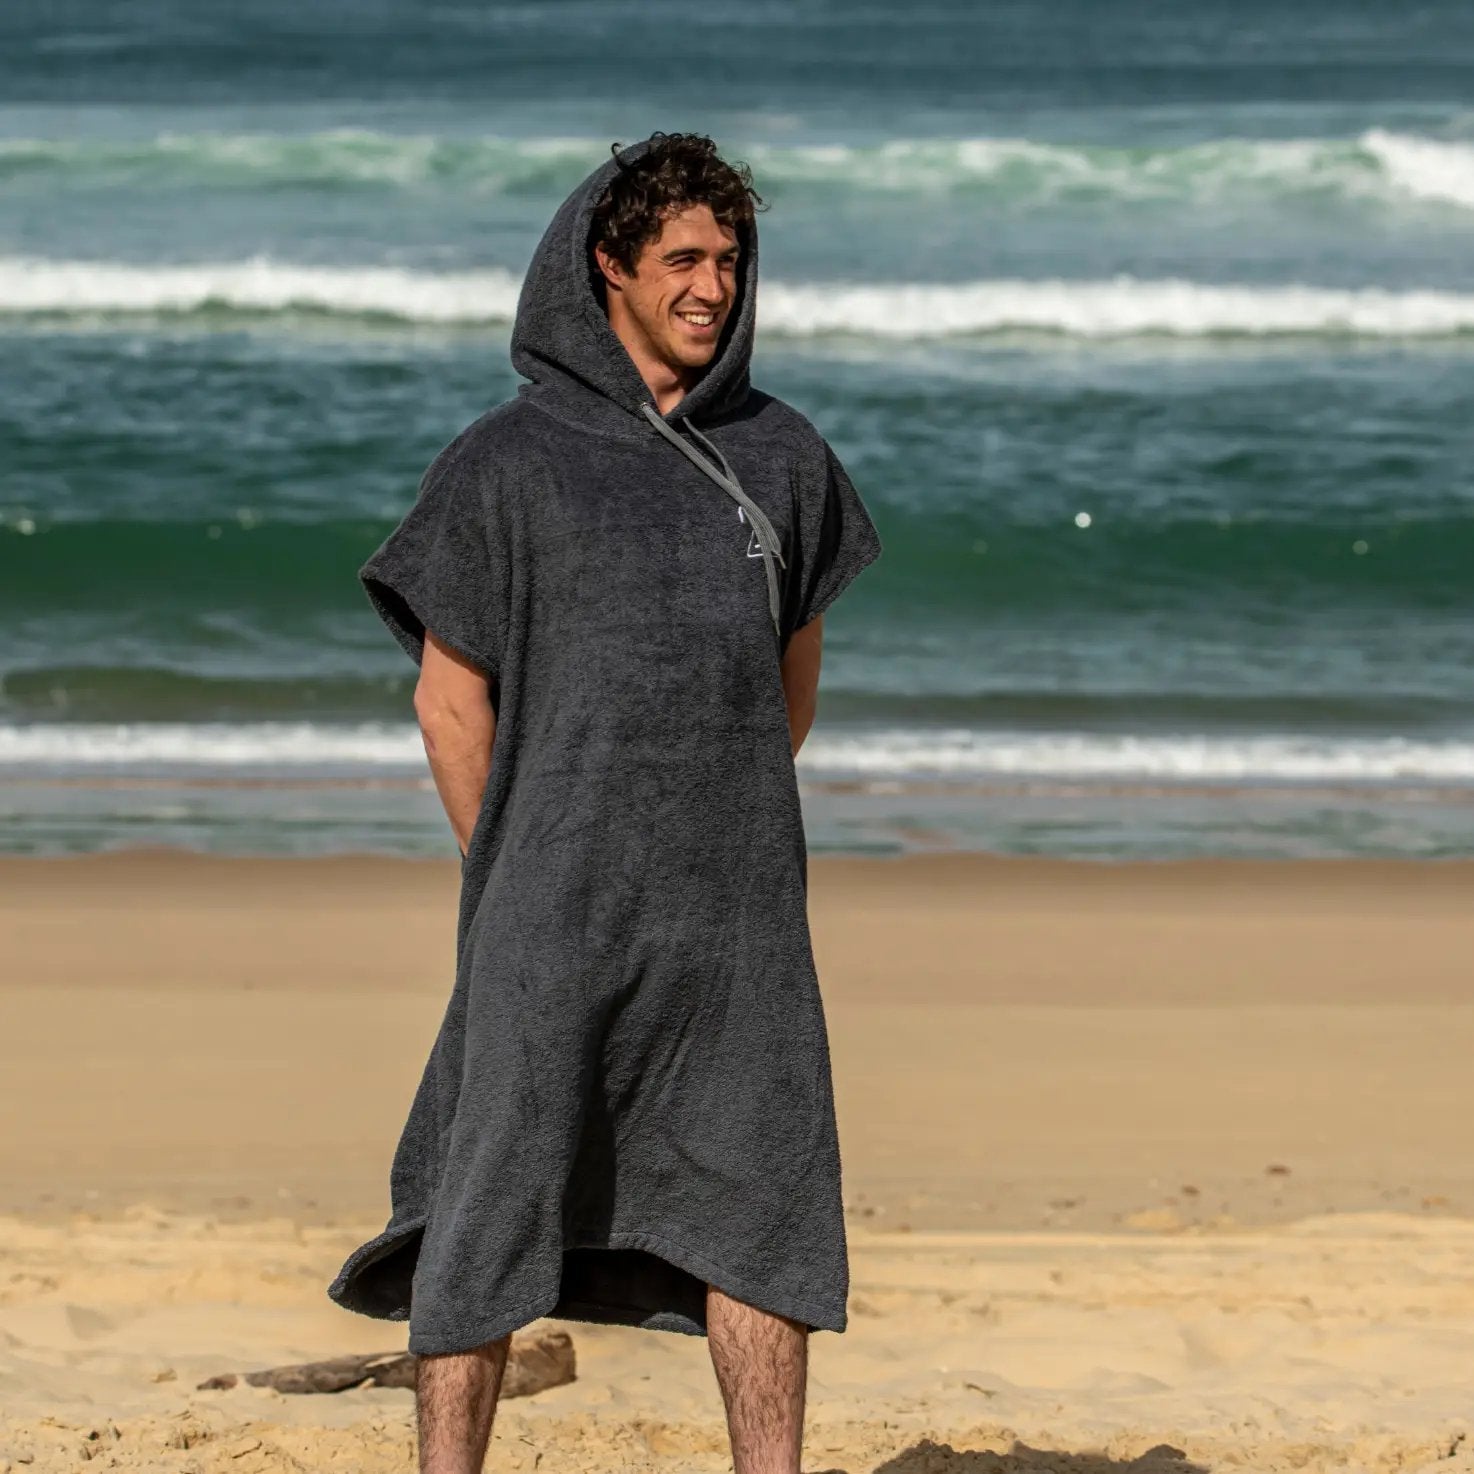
330 132 882 1474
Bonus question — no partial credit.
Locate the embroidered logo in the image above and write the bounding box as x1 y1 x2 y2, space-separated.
736 505 764 558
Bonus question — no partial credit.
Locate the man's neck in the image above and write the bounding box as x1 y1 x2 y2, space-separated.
606 311 695 417
648 375 692 417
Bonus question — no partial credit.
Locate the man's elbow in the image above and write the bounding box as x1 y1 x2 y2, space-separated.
412 671 493 739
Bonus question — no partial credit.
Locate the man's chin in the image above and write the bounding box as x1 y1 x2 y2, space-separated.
666 343 719 372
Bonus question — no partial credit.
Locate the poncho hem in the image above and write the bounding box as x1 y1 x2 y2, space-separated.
572 1225 848 1338
327 1216 424 1322
331 1218 847 1355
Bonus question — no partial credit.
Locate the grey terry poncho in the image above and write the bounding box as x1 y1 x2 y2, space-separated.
328 139 883 1354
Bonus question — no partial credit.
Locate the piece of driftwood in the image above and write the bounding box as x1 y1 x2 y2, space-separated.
197 1328 576 1396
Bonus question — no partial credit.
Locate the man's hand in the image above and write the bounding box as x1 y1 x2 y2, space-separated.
414 630 497 858
780 614 823 758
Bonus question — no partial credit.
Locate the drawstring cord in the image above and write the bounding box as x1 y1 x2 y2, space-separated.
640 402 786 641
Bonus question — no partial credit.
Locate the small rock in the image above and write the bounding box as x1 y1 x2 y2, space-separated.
1265 1163 1291 1176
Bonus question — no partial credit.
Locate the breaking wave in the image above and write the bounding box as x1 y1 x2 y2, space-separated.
3 720 1473 786
8 256 1474 340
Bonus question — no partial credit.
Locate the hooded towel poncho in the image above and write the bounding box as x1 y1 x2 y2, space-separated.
328 138 883 1353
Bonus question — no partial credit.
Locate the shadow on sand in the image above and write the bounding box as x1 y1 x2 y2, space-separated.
810 1438 1208 1474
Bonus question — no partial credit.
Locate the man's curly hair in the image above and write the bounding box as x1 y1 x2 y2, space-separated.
591 132 766 274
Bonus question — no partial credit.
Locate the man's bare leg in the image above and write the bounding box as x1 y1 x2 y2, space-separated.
416 1334 512 1474
706 1284 808 1474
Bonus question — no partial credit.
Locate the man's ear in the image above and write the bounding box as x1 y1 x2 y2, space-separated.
593 241 626 293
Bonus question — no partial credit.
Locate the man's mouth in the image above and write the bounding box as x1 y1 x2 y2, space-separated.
675 309 721 333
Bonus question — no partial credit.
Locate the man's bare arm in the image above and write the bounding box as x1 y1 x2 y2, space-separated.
414 630 497 857
780 614 824 758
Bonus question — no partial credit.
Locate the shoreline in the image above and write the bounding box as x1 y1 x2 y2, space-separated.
8 841 1474 861
8 774 1474 869
6 771 1474 801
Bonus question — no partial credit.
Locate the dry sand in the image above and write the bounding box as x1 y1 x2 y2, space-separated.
2 851 1472 1472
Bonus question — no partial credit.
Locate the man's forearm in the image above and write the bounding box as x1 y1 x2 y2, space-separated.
780 616 823 759
416 699 497 857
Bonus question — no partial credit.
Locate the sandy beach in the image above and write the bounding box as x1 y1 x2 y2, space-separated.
3 851 1472 1472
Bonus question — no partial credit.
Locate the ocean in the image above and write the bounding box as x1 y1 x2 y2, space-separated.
3 0 1473 859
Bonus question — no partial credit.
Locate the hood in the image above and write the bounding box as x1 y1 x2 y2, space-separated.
510 136 758 433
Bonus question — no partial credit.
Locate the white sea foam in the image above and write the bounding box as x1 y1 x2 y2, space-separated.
0 722 423 772
6 255 1474 340
1360 128 1474 210
4 721 1473 786
0 256 525 325
759 277 1474 339
799 729 1474 783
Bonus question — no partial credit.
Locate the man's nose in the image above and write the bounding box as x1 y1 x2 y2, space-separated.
690 259 725 303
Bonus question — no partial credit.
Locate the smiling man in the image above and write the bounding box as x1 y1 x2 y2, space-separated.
330 133 883 1474
595 185 739 388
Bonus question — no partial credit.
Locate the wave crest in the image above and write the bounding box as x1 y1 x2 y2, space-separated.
3 720 1473 786
7 256 1474 340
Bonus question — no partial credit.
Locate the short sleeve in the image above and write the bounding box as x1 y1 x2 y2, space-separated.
359 437 506 679
784 438 883 637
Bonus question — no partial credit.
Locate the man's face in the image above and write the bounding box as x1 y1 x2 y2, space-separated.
599 204 740 376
